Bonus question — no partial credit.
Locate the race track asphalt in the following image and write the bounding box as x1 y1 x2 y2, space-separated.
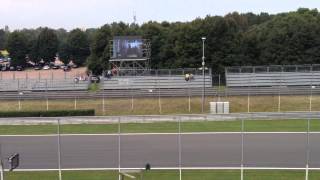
1 133 320 170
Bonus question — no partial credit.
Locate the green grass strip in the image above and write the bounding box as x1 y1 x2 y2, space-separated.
1 119 320 135
4 170 320 180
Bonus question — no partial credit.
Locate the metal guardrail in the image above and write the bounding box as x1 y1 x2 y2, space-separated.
112 68 212 77
1 112 320 125
101 75 212 89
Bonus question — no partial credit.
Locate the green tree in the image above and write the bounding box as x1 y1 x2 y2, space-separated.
6 31 28 66
35 28 59 63
58 41 70 65
87 54 105 75
87 25 112 74
66 29 90 66
0 29 6 50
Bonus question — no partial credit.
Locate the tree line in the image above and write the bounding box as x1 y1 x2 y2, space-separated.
1 8 320 74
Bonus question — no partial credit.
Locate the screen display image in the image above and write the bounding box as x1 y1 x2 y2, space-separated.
113 37 144 59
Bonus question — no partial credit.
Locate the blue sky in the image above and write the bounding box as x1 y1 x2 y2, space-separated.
1 0 320 30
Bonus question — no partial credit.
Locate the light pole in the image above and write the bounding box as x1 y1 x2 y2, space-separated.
201 37 206 113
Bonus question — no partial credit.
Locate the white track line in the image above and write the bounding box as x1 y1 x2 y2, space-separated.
1 132 320 137
6 167 320 172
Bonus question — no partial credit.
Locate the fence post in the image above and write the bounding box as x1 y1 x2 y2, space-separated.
247 71 250 113
57 118 62 180
178 117 182 180
46 79 49 111
188 80 191 113
118 117 121 180
131 87 134 112
0 144 4 180
158 76 162 114
102 71 105 115
305 117 310 180
74 80 77 110
18 79 21 111
310 67 313 112
241 117 245 180
218 74 221 102
278 67 283 112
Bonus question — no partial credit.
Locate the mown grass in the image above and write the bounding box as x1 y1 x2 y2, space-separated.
4 170 320 180
0 119 319 135
0 94 318 116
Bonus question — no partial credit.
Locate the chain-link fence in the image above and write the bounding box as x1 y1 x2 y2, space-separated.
0 114 319 179
0 74 320 115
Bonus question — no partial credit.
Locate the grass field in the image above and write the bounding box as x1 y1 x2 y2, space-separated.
0 94 318 116
0 119 318 135
4 170 320 180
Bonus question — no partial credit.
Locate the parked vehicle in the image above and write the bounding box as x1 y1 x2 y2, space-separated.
52 65 60 69
60 65 66 69
34 65 41 70
9 66 15 71
43 65 50 70
90 76 100 83
16 66 24 71
63 65 71 72
1 65 8 71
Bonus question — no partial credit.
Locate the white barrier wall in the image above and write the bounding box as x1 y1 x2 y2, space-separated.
102 75 212 90
226 72 320 87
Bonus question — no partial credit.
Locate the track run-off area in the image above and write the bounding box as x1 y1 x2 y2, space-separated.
0 133 319 170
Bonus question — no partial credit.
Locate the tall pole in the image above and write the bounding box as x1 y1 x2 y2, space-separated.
102 72 105 115
201 37 206 113
157 75 162 114
57 119 62 180
310 69 313 113
46 79 49 111
278 67 282 112
131 87 134 112
18 79 21 111
74 81 77 110
218 74 221 102
247 70 250 113
306 68 313 180
188 80 191 113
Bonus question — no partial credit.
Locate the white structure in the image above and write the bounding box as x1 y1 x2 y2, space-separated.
210 102 229 114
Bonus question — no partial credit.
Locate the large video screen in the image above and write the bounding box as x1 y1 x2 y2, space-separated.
112 36 144 59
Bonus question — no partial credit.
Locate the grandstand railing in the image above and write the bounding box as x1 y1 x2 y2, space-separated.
225 65 320 87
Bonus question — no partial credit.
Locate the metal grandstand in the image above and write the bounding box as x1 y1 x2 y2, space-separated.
225 64 320 87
